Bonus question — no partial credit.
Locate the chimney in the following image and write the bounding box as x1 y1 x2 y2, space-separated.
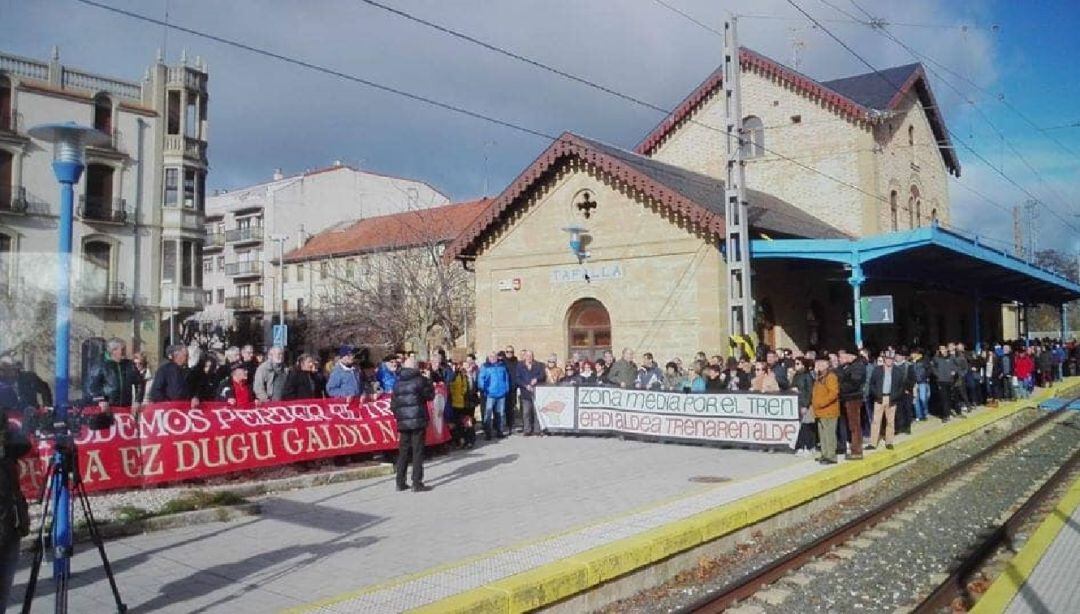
272 168 284 181
333 159 343 167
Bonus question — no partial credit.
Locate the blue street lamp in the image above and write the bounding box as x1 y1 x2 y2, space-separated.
27 122 110 420
561 225 589 264
26 122 116 613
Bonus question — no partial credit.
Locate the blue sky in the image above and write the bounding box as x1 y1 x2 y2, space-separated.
2 0 1077 252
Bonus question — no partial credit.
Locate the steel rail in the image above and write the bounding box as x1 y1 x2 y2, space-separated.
913 445 1080 612
683 402 1076 614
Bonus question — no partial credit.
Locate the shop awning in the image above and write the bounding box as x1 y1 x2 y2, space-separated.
751 223 1080 305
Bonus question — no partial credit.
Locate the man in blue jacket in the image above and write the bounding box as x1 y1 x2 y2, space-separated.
477 351 510 440
326 346 364 400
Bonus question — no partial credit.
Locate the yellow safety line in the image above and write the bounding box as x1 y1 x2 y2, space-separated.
286 380 1076 613
970 473 1080 613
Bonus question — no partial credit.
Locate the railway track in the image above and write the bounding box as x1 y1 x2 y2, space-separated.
679 400 1080 614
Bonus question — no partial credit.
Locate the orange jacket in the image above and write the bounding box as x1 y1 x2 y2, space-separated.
811 371 840 419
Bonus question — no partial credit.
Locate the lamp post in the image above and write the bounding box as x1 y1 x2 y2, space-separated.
27 122 109 420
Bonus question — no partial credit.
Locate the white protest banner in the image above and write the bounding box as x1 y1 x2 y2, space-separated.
535 385 799 448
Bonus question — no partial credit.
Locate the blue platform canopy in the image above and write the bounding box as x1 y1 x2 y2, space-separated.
751 223 1080 347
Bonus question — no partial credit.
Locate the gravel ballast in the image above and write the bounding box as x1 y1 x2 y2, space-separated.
599 406 1076 613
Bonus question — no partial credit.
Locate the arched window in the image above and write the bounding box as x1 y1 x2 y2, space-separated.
742 115 765 158
567 298 611 361
908 125 914 146
910 185 921 227
931 208 938 222
93 93 112 134
0 75 11 131
83 239 113 301
889 190 899 231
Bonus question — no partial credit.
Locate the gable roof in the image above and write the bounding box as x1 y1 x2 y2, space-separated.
284 198 490 264
445 132 848 262
634 48 960 176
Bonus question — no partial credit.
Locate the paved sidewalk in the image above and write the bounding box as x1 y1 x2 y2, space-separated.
2 396 1049 614
6 434 804 613
1004 491 1080 614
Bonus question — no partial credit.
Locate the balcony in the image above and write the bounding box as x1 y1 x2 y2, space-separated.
78 196 129 224
225 295 264 312
86 128 124 154
0 186 27 213
225 226 263 245
224 260 263 278
163 134 207 161
77 283 132 309
204 232 225 250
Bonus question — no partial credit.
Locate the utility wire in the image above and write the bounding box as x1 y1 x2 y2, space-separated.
832 0 1079 221
650 0 725 36
836 0 1079 162
785 0 1080 235
77 0 1017 247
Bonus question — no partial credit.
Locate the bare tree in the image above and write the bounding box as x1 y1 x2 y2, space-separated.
302 206 474 356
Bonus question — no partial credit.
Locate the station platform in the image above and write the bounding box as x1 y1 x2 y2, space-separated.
5 380 1075 614
972 473 1080 614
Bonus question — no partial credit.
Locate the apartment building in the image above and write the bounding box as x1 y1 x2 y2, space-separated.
199 163 448 347
0 47 208 378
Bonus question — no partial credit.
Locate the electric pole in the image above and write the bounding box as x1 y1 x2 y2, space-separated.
723 16 754 347
1023 199 1039 262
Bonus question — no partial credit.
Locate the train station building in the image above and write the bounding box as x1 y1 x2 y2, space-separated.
447 48 1080 359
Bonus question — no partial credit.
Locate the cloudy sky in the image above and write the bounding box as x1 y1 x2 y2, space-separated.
4 0 1078 253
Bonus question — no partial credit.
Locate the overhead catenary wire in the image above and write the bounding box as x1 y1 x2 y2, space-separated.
77 0 1019 249
783 0 1080 236
833 0 1080 221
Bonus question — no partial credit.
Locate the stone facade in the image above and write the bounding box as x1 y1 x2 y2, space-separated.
473 160 726 362
649 64 951 238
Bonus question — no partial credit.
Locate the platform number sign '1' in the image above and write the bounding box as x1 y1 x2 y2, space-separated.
860 295 894 325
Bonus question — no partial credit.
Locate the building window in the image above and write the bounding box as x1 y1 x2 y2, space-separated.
162 240 176 283
0 232 13 295
167 90 181 135
216 288 224 304
320 261 328 280
84 164 115 217
742 115 765 158
297 298 305 315
204 290 213 304
907 125 914 146
183 168 196 208
216 255 224 271
283 299 289 314
0 76 11 131
345 258 356 278
93 94 112 135
185 94 198 139
910 185 922 226
889 190 898 231
0 150 13 210
203 257 213 273
181 240 194 287
931 208 938 222
296 264 304 282
282 265 289 283
164 168 178 207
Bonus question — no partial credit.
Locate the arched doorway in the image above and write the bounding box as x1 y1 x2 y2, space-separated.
567 298 610 361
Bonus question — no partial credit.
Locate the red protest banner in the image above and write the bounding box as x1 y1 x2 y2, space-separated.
16 389 451 499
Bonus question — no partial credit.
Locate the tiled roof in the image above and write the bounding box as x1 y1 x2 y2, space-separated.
634 48 959 176
283 198 491 263
444 132 847 262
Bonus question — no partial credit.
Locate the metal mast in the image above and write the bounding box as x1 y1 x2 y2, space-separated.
723 17 754 345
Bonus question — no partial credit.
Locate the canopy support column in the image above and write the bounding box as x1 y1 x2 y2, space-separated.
973 293 982 352
1061 304 1068 342
848 260 865 349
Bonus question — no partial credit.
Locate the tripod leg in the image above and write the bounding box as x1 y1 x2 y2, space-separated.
74 475 126 612
22 458 59 614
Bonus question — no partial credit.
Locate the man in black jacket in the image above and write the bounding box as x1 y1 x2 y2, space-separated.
86 337 140 409
148 344 199 407
392 358 435 492
867 352 906 450
837 349 866 460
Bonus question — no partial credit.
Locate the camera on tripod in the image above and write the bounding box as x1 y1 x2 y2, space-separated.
20 404 116 443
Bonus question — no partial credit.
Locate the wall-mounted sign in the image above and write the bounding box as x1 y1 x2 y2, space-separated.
551 264 623 284
497 278 522 292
